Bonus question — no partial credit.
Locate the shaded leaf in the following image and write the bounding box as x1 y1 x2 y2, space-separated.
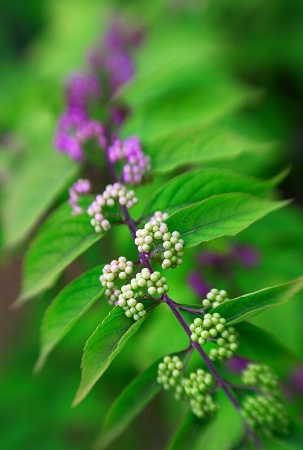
143 168 286 217
262 423 303 450
166 391 243 450
212 277 303 325
73 303 157 406
237 322 300 375
166 193 287 248
17 199 104 305
94 360 161 450
35 265 105 372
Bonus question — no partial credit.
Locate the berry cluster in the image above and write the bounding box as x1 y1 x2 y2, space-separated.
108 136 151 185
117 268 169 320
241 364 290 436
157 355 184 393
157 356 217 419
242 394 290 437
190 314 239 361
99 257 134 305
87 183 138 232
68 178 91 215
135 211 184 269
182 369 218 418
202 288 229 309
242 363 279 393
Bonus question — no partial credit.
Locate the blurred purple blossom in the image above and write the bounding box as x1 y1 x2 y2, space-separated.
187 271 211 297
55 18 143 161
230 243 260 267
225 355 250 373
89 18 144 93
66 72 101 112
290 365 303 393
54 108 106 161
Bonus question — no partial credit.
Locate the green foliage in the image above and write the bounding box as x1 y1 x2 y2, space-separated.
1 148 78 250
1 1 303 449
237 322 300 375
212 277 303 325
18 200 105 304
36 265 105 371
95 360 161 450
143 168 286 217
166 193 287 247
73 303 157 406
145 125 276 173
166 391 243 450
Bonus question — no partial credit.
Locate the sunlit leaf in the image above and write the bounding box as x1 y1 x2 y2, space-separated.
73 303 157 406
166 193 287 248
143 168 285 217
212 277 303 325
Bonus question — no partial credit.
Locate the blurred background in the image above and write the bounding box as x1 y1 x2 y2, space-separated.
1 0 303 449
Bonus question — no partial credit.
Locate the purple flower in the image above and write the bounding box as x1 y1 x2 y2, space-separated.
66 72 101 112
108 136 151 185
54 108 106 161
111 105 130 126
68 178 91 215
88 18 143 94
197 250 227 267
225 355 250 373
230 243 260 267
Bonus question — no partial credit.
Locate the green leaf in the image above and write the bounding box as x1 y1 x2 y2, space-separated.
166 391 243 450
35 265 105 372
166 193 287 248
145 124 275 173
237 322 300 375
122 84 257 142
2 146 78 250
211 277 303 325
94 360 161 450
143 168 285 217
262 423 303 450
73 303 157 406
17 200 104 305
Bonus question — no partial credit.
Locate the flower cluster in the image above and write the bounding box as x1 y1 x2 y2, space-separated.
68 178 91 215
190 314 239 361
89 18 143 93
108 136 151 185
157 356 217 419
88 183 138 232
55 20 143 161
135 211 184 269
100 257 134 305
118 268 169 320
55 109 106 161
201 288 229 309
